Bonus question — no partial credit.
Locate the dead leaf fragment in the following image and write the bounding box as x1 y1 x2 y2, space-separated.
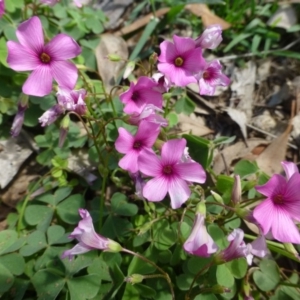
226 108 248 139
185 4 230 30
96 34 128 93
178 113 213 136
267 5 297 30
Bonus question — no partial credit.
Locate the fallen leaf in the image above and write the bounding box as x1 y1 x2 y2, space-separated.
226 107 248 139
213 138 269 175
115 8 170 36
267 5 297 30
185 4 231 29
178 113 213 136
95 34 128 93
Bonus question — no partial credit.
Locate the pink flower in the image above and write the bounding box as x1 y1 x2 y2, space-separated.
184 212 218 257
129 172 146 199
215 229 267 265
0 0 5 18
7 16 81 97
195 24 222 49
157 35 205 87
40 0 60 5
196 60 230 96
38 105 64 127
128 104 168 127
138 139 206 209
152 73 171 93
115 121 160 173
253 161 300 243
120 76 163 114
61 209 122 260
57 87 87 115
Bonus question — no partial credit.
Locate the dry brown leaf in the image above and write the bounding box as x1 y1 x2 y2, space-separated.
185 4 230 29
95 34 128 93
115 8 170 36
255 127 291 176
178 113 213 136
226 108 248 139
213 138 269 175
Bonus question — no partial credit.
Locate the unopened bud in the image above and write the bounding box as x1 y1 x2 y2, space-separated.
149 52 158 64
123 61 135 79
284 243 299 260
124 274 144 284
231 175 241 205
210 190 223 204
59 115 70 148
107 53 122 62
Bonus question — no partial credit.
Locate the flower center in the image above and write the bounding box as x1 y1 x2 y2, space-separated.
133 141 142 149
175 57 184 67
132 91 140 101
163 165 173 175
40 52 51 63
273 194 284 204
203 71 210 79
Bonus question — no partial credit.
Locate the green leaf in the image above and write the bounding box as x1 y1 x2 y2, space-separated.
253 259 280 291
47 225 69 245
105 263 125 299
187 257 211 275
67 274 101 300
272 50 300 60
127 254 155 275
101 215 133 240
216 175 234 194
129 17 159 61
175 97 195 115
176 273 193 291
0 253 25 275
88 257 111 281
0 230 18 255
24 205 53 226
216 264 235 288
20 231 47 257
35 246 66 271
0 37 8 67
153 220 176 250
56 194 85 224
32 269 65 300
8 278 29 300
208 224 226 249
224 33 253 52
226 258 247 279
182 134 210 168
0 263 14 294
111 192 138 216
234 160 258 178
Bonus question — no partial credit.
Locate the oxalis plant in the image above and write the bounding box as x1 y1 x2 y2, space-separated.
1 0 300 300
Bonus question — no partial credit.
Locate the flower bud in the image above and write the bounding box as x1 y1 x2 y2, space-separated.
123 61 135 79
231 175 241 205
59 114 70 148
284 243 299 259
210 190 224 204
107 239 123 253
107 53 122 62
195 24 222 49
124 274 144 285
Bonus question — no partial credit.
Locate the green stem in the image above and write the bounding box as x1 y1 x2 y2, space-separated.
122 248 175 300
186 261 213 300
17 172 51 235
99 174 107 231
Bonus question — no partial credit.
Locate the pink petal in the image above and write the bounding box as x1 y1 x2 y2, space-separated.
161 139 186 165
255 174 286 198
115 128 134 154
16 16 44 54
142 176 169 202
118 150 139 173
45 34 81 60
22 66 53 97
281 161 298 180
135 76 157 89
199 78 215 95
271 208 300 243
51 60 78 89
173 35 196 54
253 199 275 235
6 41 40 71
168 177 191 209
139 89 163 109
61 243 92 260
158 63 197 87
135 121 160 147
174 162 206 184
158 40 177 62
183 47 205 73
138 149 162 177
